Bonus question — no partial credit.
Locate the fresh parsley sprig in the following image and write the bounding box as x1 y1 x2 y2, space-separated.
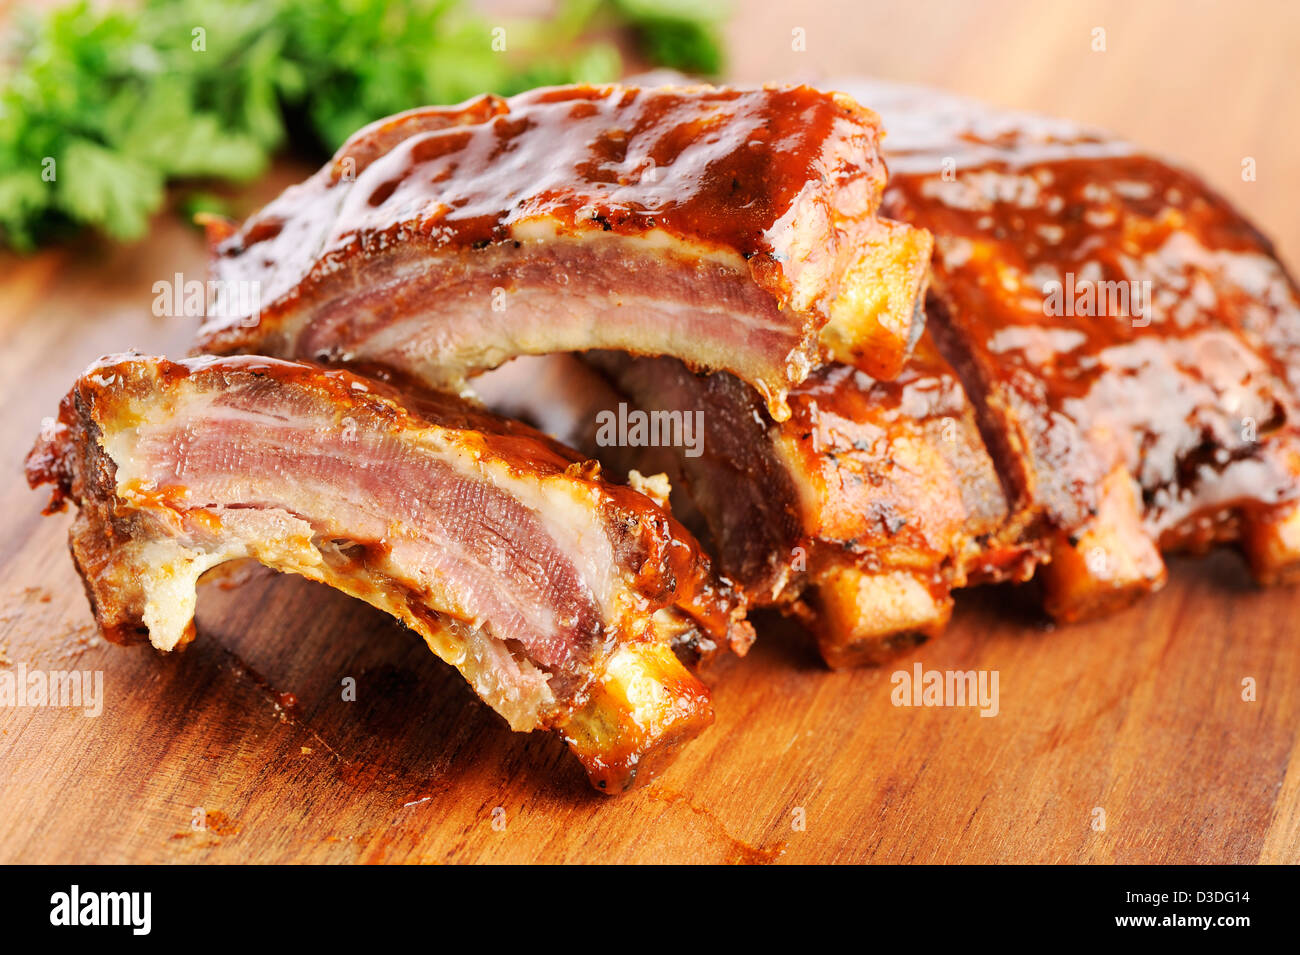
0 0 725 251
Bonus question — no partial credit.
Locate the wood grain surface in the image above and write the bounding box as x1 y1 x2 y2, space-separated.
1 0 1298 864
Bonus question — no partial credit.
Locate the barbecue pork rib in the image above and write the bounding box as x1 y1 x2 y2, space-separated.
194 83 933 420
26 354 751 792
583 344 1043 668
571 81 1300 664
840 79 1300 621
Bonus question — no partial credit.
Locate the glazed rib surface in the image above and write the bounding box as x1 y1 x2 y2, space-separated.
196 83 933 419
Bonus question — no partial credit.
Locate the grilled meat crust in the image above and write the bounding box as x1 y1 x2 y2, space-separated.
196 83 932 420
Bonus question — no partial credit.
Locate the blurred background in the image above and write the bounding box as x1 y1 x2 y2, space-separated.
719 0 1300 262
2 0 1296 260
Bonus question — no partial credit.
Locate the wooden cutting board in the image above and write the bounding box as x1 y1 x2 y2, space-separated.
1 176 1298 865
3 0 1300 862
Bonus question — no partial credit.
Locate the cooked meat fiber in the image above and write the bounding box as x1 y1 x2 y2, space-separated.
578 83 1300 663
27 354 751 792
196 83 933 420
832 80 1300 621
585 344 1042 668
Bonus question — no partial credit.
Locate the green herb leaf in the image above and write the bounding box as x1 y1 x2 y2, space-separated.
0 0 725 251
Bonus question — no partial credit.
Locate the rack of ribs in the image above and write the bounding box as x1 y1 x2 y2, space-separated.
194 84 933 420
26 354 752 791
849 79 1300 620
570 80 1300 665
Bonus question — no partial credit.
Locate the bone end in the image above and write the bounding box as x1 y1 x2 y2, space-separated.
1041 467 1167 622
821 218 934 381
558 640 714 794
1241 500 1300 585
809 565 952 669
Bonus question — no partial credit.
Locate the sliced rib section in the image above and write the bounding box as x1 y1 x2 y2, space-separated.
195 83 932 419
582 343 1042 667
27 354 751 791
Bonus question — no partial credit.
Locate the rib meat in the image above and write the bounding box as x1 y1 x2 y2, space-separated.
842 79 1300 620
584 344 1041 667
27 354 751 791
195 83 933 420
569 82 1300 664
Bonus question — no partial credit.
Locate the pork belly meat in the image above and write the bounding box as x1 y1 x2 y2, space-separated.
584 343 1042 668
837 79 1300 621
195 83 933 420
27 354 751 792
